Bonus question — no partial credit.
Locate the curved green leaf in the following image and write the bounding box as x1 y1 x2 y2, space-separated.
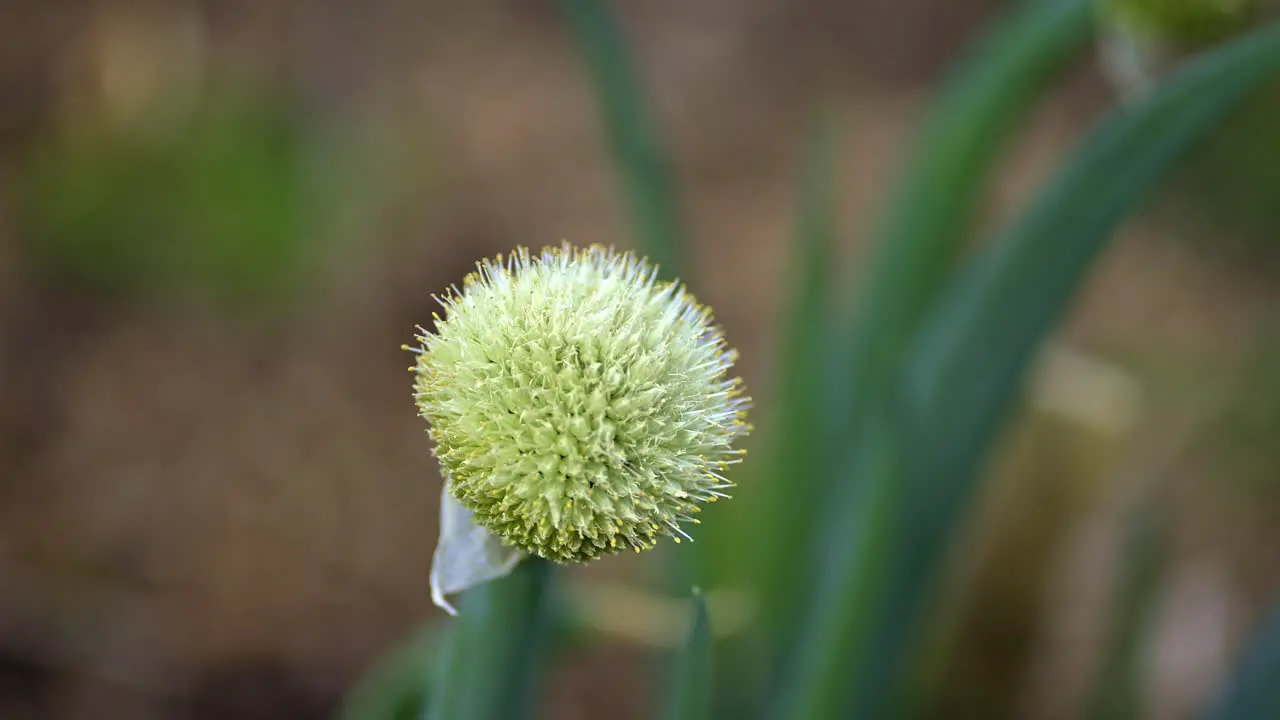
772 2 1093 717
851 22 1280 718
824 0 1093 452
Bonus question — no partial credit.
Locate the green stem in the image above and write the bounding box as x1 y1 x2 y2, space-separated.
425 558 556 720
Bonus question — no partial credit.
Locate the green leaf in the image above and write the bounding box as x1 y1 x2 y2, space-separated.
557 0 685 277
753 108 842 633
664 588 713 720
767 419 906 720
1207 597 1280 719
849 22 1280 718
771 2 1093 717
823 0 1093 453
424 558 556 720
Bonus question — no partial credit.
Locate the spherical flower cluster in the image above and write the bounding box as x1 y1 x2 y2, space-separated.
409 244 749 563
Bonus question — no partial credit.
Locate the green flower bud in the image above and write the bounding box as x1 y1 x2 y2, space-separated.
1095 0 1271 98
409 244 750 563
1100 0 1256 46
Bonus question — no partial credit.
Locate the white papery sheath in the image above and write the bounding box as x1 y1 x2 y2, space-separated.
429 480 524 615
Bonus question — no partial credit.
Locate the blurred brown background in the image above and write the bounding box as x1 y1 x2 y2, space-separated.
2 1 1279 718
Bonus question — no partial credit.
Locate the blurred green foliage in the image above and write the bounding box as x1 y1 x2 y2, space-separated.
16 88 323 308
1171 88 1280 268
836 22 1280 719
339 623 440 720
1086 502 1170 720
752 109 839 642
1212 330 1280 494
1209 598 1280 719
338 2 1280 719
